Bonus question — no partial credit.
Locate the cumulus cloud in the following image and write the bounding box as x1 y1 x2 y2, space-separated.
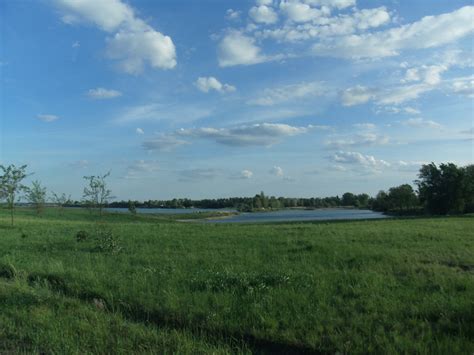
195 77 236 93
176 123 315 147
37 114 59 122
401 118 443 129
312 6 474 59
87 87 122 99
54 0 176 73
270 166 284 177
218 31 269 67
330 150 390 173
249 5 278 24
226 9 241 21
248 81 325 106
240 169 254 179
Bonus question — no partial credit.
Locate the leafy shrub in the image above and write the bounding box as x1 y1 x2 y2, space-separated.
76 230 89 242
95 224 122 254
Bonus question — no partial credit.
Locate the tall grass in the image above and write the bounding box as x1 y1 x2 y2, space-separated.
0 208 473 353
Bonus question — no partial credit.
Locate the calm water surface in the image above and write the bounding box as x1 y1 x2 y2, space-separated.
105 207 235 215
206 209 388 223
105 207 387 223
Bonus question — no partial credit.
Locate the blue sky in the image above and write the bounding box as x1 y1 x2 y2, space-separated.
0 0 473 200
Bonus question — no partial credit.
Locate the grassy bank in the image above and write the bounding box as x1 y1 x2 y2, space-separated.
0 208 473 354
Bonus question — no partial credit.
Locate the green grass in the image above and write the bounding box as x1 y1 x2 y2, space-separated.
0 207 473 354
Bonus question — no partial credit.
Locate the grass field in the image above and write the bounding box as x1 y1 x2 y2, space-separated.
0 208 473 354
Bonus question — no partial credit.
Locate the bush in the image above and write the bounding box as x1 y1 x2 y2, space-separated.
95 224 122 254
76 230 89 242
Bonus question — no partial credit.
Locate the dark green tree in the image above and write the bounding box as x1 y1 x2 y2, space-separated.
388 184 418 211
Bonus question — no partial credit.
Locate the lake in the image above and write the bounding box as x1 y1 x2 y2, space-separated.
205 208 388 223
106 207 387 223
105 207 236 215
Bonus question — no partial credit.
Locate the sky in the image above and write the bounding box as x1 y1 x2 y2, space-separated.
0 0 473 200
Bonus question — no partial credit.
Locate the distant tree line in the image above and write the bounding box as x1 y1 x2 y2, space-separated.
1 162 473 226
107 192 372 212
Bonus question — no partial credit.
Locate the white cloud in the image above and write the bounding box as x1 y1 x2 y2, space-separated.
305 0 355 10
177 123 315 147
257 5 390 42
226 9 241 21
312 6 474 59
330 150 390 174
72 41 80 48
136 128 144 135
344 82 437 107
87 87 122 99
249 5 278 24
106 30 176 74
195 77 236 93
450 76 474 97
402 65 447 85
248 81 325 106
37 114 59 122
55 0 176 73
270 166 284 177
341 86 375 106
401 118 443 129
218 31 268 67
325 132 389 149
279 1 329 23
240 169 254 179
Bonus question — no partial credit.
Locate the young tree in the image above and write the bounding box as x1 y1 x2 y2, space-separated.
0 164 30 226
51 192 72 215
26 180 47 215
82 172 114 217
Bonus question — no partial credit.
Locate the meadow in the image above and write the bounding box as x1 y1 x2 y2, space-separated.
0 208 473 354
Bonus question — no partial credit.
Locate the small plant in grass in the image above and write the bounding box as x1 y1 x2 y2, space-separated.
0 263 17 279
76 230 89 242
95 223 122 254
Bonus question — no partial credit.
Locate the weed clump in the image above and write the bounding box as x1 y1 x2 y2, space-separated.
76 230 89 242
95 223 122 254
0 263 17 280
